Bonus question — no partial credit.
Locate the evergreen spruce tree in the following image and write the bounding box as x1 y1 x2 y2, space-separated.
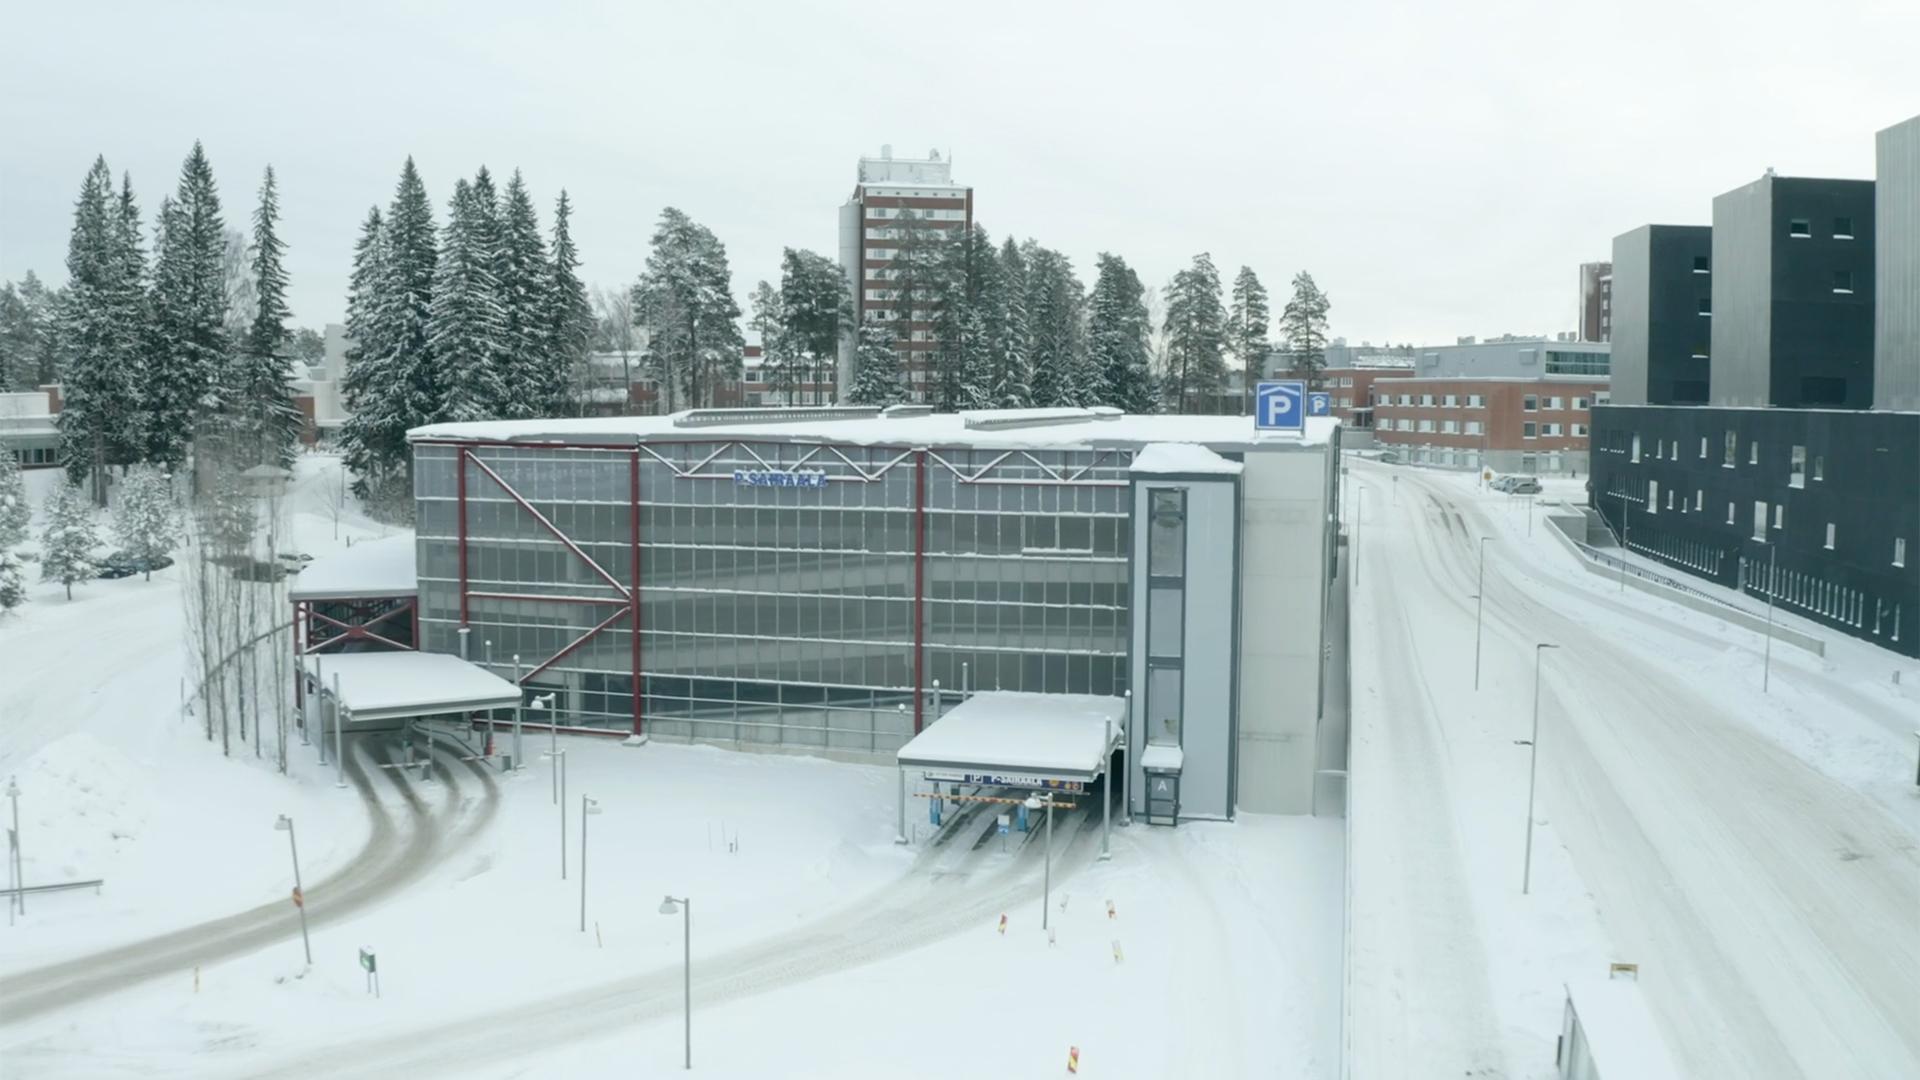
0 447 30 547
495 170 553 417
40 477 101 599
1023 244 1088 408
1228 266 1271 414
0 272 60 391
953 225 1001 410
1086 253 1156 413
233 166 302 467
775 248 853 406
56 158 146 500
992 237 1032 408
146 141 230 467
747 279 789 401
344 158 438 501
1162 253 1228 414
926 226 974 411
546 190 595 416
339 206 393 493
428 178 508 422
110 462 180 580
845 321 906 406
1279 271 1332 388
0 546 24 613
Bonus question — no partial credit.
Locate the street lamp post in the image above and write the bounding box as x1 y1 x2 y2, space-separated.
580 796 600 931
511 654 524 771
1763 543 1778 693
331 673 347 789
1474 536 1489 691
7 776 21 923
659 895 691 1070
274 815 311 965
1521 643 1560 895
1025 792 1056 930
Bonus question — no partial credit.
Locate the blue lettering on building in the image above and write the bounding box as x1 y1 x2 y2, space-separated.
733 469 829 488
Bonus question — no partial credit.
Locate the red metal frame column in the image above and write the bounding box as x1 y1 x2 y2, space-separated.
457 447 471 630
912 449 927 734
629 449 644 738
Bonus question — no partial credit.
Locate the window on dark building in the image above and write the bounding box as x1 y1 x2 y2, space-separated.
1834 216 1855 239
1789 446 1806 488
1789 218 1811 238
1724 431 1737 467
1698 297 1713 316
1693 255 1711 273
1833 270 1855 294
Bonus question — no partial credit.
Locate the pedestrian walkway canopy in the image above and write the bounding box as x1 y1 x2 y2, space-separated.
897 691 1124 789
289 535 418 601
301 651 520 725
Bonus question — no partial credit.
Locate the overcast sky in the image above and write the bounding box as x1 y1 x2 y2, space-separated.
2 1 1914 347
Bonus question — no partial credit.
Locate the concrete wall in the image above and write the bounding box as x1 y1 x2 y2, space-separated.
1234 449 1331 814
1877 115 1920 411
1609 227 1654 406
1711 177 1775 406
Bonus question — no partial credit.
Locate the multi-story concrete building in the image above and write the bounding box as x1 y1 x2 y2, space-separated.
1609 225 1714 405
1580 261 1613 342
836 148 973 402
1710 174 1877 409
1369 375 1607 474
1591 115 1919 658
1319 360 1416 428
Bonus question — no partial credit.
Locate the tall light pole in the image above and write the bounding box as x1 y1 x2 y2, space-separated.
511 654 524 771
7 776 21 923
1025 792 1056 930
1762 543 1778 694
1473 537 1489 691
580 796 601 931
1616 487 1631 592
274 815 311 965
1521 643 1559 895
659 895 691 1070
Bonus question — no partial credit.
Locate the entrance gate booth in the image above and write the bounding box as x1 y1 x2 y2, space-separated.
893 691 1125 858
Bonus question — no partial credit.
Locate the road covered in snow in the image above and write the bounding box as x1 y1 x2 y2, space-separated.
1345 460 1920 1079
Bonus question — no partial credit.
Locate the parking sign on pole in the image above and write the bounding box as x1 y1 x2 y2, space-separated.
1255 381 1306 432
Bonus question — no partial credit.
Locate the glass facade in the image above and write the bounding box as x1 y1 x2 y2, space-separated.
413 440 1133 752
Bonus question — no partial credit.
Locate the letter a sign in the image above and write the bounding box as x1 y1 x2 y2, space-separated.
1256 381 1305 432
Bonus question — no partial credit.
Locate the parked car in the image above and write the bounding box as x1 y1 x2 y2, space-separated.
274 551 314 573
97 551 175 579
231 559 291 582
1489 475 1518 492
1376 450 1399 464
1507 477 1543 495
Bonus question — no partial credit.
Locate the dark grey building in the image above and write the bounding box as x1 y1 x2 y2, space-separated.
1591 407 1917 657
1710 175 1877 409
1877 115 1920 411
1609 225 1713 405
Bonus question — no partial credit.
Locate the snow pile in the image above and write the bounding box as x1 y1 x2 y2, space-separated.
1128 442 1243 476
13 732 151 885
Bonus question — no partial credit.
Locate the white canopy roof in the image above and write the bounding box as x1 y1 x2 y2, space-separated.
1129 442 1244 476
303 651 519 723
896 691 1124 782
290 535 418 601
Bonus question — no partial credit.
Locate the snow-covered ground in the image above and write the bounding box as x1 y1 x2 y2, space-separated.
1345 459 1920 1079
1 454 1344 1079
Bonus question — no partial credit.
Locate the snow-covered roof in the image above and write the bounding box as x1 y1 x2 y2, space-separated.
896 691 1124 781
1129 443 1244 476
302 651 521 724
289 535 418 601
408 409 1339 453
1139 744 1185 772
1563 976 1687 1080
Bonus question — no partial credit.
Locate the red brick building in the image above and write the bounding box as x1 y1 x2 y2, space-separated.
1321 364 1417 428
1369 376 1609 475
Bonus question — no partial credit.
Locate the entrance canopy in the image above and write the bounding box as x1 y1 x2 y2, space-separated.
301 651 520 724
897 691 1124 787
290 535 418 601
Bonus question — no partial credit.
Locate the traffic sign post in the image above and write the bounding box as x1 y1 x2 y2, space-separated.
1307 392 1332 418
359 947 379 997
1255 380 1306 432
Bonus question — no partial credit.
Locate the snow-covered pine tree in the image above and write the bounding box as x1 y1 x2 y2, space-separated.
40 477 100 599
546 190 595 417
0 272 60 391
633 209 742 411
147 141 230 467
495 170 552 418
0 447 29 547
1279 271 1332 388
339 206 395 495
1162 253 1228 414
775 248 852 406
0 545 24 612
1228 266 1270 414
1087 253 1155 414
362 158 439 495
992 237 1033 408
56 158 147 501
747 279 788 401
1023 244 1088 408
427 179 508 422
111 462 180 580
845 320 906 406
231 166 303 468
953 225 1001 411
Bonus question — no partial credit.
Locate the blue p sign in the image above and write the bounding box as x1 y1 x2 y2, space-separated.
1308 392 1332 417
1256 381 1305 431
